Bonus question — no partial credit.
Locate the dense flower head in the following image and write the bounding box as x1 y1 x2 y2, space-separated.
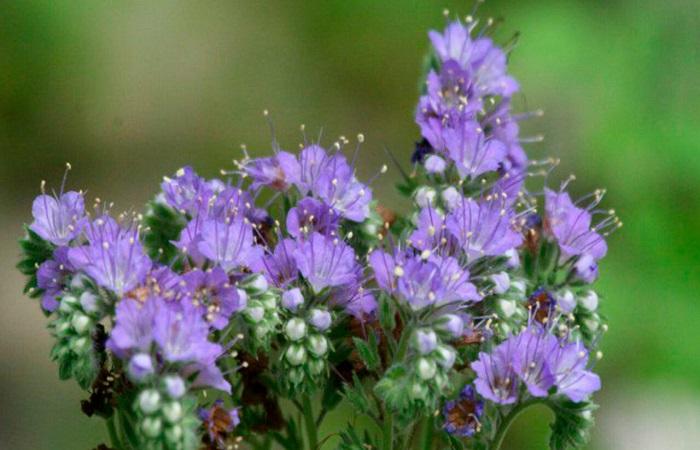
182 267 246 329
36 246 74 312
68 216 152 296
161 166 213 216
197 216 262 272
286 197 340 239
30 191 87 246
243 150 300 191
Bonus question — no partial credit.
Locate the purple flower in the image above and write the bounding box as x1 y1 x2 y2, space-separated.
548 341 601 402
444 121 507 179
415 329 438 354
107 297 159 358
471 339 519 404
243 151 300 191
330 282 377 320
161 166 212 215
446 197 523 260
182 267 246 330
511 327 559 397
253 238 299 287
197 216 261 272
128 353 155 382
30 191 86 246
153 302 222 364
544 189 608 261
294 232 358 293
574 253 599 284
68 217 152 296
368 248 401 293
431 255 480 305
286 197 340 239
314 155 372 222
36 246 73 312
429 22 518 98
443 385 484 437
396 257 444 310
409 207 446 252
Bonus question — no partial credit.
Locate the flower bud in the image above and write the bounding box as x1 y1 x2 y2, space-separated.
244 305 265 323
415 186 436 208
259 291 277 310
165 424 183 443
434 372 448 390
498 299 517 318
510 280 526 294
435 345 456 369
436 314 464 338
308 309 331 331
441 186 460 211
307 335 328 356
285 344 307 366
141 416 162 438
505 249 520 268
162 401 183 423
308 357 325 375
285 318 307 341
555 290 576 313
79 291 100 313
138 389 161 415
59 295 78 313
288 367 305 384
243 274 269 294
163 376 186 399
128 353 154 382
417 358 437 380
410 382 429 401
414 329 438 354
490 272 511 295
424 155 446 174
580 291 599 311
281 288 304 311
71 313 92 334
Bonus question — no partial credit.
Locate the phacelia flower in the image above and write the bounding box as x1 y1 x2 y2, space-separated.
197 216 261 272
36 246 74 312
446 197 523 261
286 197 340 239
471 339 519 404
182 267 246 330
254 238 299 288
314 155 372 222
243 151 300 191
294 232 358 293
443 385 484 437
30 191 87 246
444 121 507 179
68 217 151 296
548 341 601 402
511 326 559 397
161 166 212 215
199 400 240 446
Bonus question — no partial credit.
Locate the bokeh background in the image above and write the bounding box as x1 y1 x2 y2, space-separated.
1 0 698 448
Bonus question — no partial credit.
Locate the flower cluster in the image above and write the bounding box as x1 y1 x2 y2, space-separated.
17 10 617 450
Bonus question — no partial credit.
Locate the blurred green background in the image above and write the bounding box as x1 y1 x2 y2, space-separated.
1 0 698 449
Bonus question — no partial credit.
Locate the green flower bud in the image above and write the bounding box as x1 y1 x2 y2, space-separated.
71 313 92 334
162 401 183 423
306 335 328 356
138 389 162 415
285 344 307 366
308 357 325 375
59 295 78 313
259 292 278 310
498 299 517 318
435 345 456 369
417 358 437 380
434 372 448 390
164 424 183 443
245 305 265 323
141 416 162 438
410 382 429 401
288 367 305 385
285 318 307 341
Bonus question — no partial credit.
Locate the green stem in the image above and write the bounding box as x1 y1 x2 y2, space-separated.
418 415 434 450
106 415 122 450
493 399 543 450
382 330 412 450
302 395 319 450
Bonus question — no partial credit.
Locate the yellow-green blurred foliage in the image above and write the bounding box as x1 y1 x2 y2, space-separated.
1 1 698 449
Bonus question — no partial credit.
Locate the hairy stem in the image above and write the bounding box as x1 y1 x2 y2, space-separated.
382 329 412 450
106 415 122 450
418 415 434 450
493 399 544 450
302 394 319 450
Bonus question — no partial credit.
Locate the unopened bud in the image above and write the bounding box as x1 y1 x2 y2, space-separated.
138 389 161 415
141 416 162 438
498 299 517 318
417 358 437 380
162 401 183 423
415 186 437 208
285 344 307 366
71 313 92 334
285 318 307 341
307 335 328 356
245 305 265 323
435 345 456 369
282 288 304 311
580 291 599 311
165 424 183 443
308 309 332 331
415 329 438 354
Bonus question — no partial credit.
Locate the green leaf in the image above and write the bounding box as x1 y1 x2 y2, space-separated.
352 335 380 372
342 373 371 415
17 226 54 297
141 201 186 265
548 399 597 450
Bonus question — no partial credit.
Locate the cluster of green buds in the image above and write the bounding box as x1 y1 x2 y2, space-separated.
552 288 606 347
279 287 333 392
132 376 200 450
404 328 456 408
488 272 529 337
49 275 106 389
239 274 281 349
